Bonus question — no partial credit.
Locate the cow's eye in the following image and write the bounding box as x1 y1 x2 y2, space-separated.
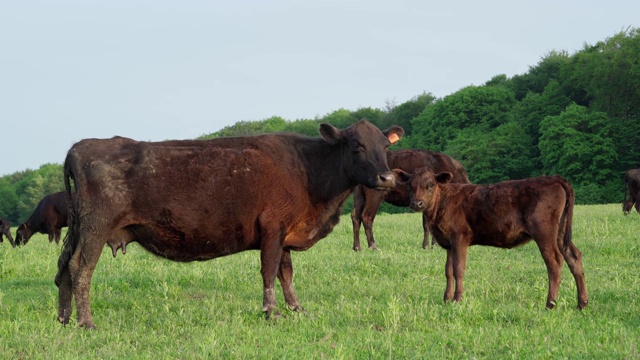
353 141 364 151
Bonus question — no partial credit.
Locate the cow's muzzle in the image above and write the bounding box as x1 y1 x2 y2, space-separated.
374 172 396 190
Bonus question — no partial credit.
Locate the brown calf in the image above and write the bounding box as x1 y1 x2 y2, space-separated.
396 168 588 309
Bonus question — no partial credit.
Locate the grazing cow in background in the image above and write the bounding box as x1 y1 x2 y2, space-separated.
623 168 640 215
16 191 72 246
396 168 588 309
351 149 470 251
56 120 404 329
1 218 16 248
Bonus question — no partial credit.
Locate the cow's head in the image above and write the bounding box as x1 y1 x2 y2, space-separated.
15 224 33 246
394 167 452 212
320 119 404 190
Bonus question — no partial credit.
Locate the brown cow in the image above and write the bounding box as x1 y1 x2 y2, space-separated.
622 168 640 215
396 168 588 309
55 120 404 329
16 191 72 246
1 218 16 247
351 149 470 250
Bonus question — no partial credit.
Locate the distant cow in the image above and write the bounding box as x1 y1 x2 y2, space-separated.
1 218 16 248
55 120 404 329
396 168 588 309
351 149 470 251
16 191 72 246
622 169 640 215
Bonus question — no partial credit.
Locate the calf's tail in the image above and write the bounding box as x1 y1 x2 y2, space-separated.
558 176 575 251
55 153 79 287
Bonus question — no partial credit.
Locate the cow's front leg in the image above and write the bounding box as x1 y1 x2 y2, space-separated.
451 245 468 302
260 231 283 319
277 250 305 313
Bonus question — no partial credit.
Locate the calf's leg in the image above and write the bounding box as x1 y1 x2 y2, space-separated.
536 242 564 309
451 245 468 302
561 243 588 309
443 250 455 301
421 212 431 249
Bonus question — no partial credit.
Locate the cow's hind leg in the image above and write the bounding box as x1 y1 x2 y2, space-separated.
68 233 105 329
277 250 305 313
535 241 563 309
56 265 73 325
561 243 588 309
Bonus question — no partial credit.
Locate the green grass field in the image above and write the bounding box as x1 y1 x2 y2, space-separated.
1 204 639 359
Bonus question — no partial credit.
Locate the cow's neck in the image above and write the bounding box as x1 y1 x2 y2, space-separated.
298 139 355 205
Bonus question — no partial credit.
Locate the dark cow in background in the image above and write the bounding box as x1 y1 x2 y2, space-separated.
56 120 404 329
1 218 16 247
622 168 640 215
396 168 588 309
16 191 72 246
351 149 470 251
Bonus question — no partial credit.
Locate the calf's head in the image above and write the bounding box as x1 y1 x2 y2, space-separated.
15 224 33 246
320 119 404 190
394 168 452 212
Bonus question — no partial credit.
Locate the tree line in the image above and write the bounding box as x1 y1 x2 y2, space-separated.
1 28 638 224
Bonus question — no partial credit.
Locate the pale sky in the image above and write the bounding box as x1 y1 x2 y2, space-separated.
1 0 637 176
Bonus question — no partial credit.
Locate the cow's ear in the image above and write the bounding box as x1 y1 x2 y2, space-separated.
383 126 404 144
319 123 342 144
392 168 411 183
435 172 453 185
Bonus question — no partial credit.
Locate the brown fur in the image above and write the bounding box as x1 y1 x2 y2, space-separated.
351 149 470 250
396 168 588 309
0 218 15 247
16 191 72 245
622 168 640 215
55 120 404 329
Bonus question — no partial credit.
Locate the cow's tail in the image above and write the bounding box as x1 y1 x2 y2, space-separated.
55 151 79 287
558 176 575 251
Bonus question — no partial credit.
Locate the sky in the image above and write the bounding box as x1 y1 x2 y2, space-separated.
1 0 637 176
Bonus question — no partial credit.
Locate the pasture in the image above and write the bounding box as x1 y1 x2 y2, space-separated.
0 204 638 358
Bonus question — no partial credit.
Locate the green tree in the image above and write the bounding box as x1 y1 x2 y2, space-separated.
445 121 534 183
411 85 516 152
539 104 618 203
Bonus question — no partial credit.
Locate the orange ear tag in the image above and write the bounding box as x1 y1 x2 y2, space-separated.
388 133 400 144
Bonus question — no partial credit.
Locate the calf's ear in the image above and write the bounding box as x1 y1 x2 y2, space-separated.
392 169 411 183
384 126 405 144
319 123 342 144
435 172 453 185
